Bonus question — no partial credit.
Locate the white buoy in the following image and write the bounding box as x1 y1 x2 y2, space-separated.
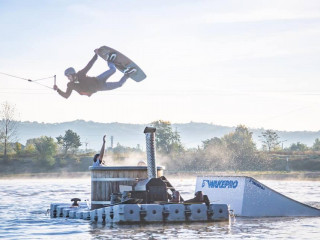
105 206 113 223
69 210 77 219
90 209 97 222
208 204 229 221
163 204 185 222
82 211 91 220
113 204 140 223
186 204 208 221
96 208 105 223
140 204 163 222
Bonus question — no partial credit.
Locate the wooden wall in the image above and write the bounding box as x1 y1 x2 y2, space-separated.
90 166 164 209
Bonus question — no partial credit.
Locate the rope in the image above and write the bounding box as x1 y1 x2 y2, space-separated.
0 71 54 89
0 72 30 81
30 81 54 89
33 76 55 82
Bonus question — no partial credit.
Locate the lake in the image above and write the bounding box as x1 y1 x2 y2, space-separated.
0 177 319 239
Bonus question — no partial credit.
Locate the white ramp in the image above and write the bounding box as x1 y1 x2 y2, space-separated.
195 176 320 217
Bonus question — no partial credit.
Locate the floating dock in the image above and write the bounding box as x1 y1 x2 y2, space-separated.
50 202 229 223
50 127 230 224
50 126 320 222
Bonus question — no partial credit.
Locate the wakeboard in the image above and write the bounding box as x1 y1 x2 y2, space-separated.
96 46 146 82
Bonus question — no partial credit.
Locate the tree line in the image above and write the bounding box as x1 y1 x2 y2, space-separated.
1 129 82 166
152 120 320 171
1 101 320 172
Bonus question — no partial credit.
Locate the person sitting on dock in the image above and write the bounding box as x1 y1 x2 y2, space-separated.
93 135 106 167
184 191 210 206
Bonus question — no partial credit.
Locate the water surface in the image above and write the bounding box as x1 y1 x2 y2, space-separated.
0 178 319 239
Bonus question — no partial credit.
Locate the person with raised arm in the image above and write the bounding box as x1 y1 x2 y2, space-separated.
93 135 106 167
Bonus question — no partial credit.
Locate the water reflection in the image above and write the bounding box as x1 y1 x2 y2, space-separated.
89 221 231 239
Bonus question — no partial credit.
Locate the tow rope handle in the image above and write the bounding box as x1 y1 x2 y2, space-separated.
54 75 57 91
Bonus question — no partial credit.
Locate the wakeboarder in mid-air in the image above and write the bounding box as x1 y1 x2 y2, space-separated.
54 48 138 98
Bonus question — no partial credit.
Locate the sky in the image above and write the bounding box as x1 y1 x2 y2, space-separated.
1 0 320 131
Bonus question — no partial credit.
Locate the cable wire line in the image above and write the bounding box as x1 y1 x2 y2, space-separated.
0 71 54 89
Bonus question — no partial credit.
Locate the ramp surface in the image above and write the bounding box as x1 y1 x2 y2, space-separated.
196 176 320 217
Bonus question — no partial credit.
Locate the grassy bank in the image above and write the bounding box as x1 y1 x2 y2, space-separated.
1 170 320 181
1 151 320 181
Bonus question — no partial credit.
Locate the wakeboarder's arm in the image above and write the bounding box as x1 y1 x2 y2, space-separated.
78 54 98 76
54 84 72 99
99 135 106 164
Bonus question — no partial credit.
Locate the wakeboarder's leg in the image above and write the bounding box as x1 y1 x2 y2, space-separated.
96 62 116 83
100 74 130 91
101 68 137 91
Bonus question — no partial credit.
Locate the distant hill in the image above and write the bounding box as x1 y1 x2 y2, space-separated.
15 120 320 150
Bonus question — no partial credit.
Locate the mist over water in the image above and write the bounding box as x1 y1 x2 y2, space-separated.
102 152 168 168
102 153 146 167
0 177 319 239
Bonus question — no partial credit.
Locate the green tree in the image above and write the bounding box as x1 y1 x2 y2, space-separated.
312 138 320 151
34 136 58 166
289 142 308 152
14 142 22 155
222 125 257 170
23 139 36 155
151 120 184 154
109 143 143 161
259 129 281 151
56 129 81 154
202 137 231 170
25 144 36 155
23 139 37 155
203 137 223 150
